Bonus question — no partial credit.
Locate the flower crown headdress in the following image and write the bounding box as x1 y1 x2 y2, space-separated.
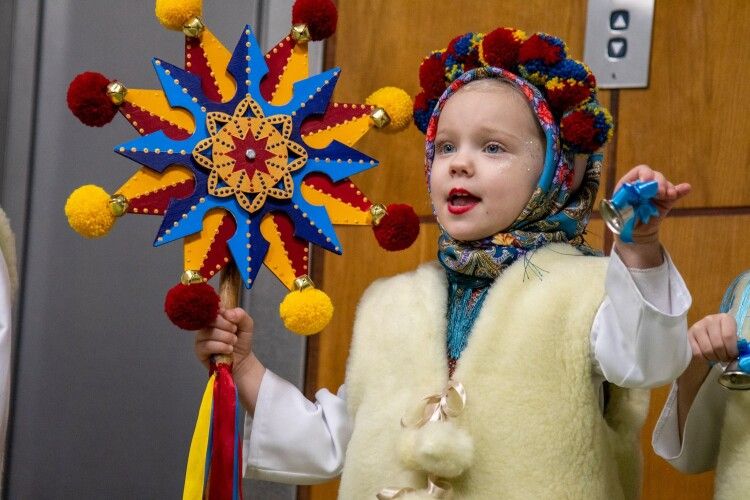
413 28 613 154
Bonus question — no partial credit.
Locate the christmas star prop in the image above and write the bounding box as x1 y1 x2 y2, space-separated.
63 1 419 498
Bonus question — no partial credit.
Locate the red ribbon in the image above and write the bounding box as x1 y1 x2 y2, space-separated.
208 362 237 500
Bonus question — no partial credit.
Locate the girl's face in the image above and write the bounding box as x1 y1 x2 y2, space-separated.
429 83 545 242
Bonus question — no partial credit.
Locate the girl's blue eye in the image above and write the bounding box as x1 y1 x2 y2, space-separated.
484 143 502 154
438 143 455 154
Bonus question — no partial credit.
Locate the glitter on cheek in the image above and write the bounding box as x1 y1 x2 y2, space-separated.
522 139 545 173
491 157 514 171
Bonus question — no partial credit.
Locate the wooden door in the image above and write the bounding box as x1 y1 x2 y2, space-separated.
303 1 749 498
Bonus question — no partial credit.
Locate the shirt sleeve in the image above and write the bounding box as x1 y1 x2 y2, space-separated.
591 249 692 388
651 364 727 473
0 255 11 477
244 369 352 484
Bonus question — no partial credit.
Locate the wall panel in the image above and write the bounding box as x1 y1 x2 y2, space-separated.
616 1 750 208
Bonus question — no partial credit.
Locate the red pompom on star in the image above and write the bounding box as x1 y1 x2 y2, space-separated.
66 71 119 127
373 204 420 251
292 0 337 41
164 282 220 331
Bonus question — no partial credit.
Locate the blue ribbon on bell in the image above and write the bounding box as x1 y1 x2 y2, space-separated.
717 270 750 389
600 180 659 243
738 339 750 372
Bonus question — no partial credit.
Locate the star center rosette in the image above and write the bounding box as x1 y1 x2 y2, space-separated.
63 1 419 498
194 96 308 214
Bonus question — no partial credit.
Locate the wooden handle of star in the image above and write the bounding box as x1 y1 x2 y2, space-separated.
214 264 242 366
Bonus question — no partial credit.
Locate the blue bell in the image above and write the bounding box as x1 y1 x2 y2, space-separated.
600 180 659 243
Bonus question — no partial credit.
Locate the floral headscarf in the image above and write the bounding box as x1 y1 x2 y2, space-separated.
428 67 601 279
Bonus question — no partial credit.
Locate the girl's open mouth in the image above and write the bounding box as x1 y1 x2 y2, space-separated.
447 188 480 214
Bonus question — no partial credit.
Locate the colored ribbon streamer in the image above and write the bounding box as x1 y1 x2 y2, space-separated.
209 362 242 500
377 475 453 499
400 381 467 428
610 180 659 243
183 372 216 500
183 361 243 500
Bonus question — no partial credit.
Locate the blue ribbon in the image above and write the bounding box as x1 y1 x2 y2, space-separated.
610 180 659 243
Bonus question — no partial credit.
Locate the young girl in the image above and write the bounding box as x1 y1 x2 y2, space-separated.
196 29 692 498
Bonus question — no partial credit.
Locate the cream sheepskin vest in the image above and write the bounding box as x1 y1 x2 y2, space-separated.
340 244 648 499
714 393 750 498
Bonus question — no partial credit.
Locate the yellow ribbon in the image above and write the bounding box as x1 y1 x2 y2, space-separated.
401 381 467 428
376 486 416 499
182 372 215 500
377 475 453 499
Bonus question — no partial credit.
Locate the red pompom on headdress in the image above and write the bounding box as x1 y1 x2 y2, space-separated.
419 54 447 100
544 79 594 115
560 111 599 152
560 102 614 154
292 0 337 41
518 33 566 66
67 71 120 127
481 27 524 70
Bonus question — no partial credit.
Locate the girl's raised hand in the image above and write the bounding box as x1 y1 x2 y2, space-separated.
612 164 691 268
613 164 691 246
688 313 738 364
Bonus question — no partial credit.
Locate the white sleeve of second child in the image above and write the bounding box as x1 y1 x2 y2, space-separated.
0 255 10 477
651 364 727 473
243 370 352 484
591 250 692 388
